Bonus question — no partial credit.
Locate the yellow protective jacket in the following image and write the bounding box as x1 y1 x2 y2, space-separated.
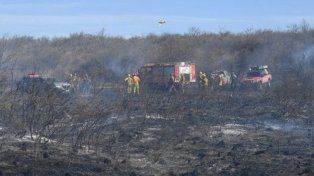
132 75 141 84
125 76 133 85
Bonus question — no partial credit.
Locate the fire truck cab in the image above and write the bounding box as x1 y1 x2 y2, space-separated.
139 62 196 90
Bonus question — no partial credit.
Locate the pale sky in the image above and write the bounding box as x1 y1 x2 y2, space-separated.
0 0 313 37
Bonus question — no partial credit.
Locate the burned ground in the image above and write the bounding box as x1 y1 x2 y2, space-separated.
0 89 313 176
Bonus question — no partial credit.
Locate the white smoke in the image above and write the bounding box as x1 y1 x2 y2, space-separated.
293 45 314 75
108 57 144 77
295 45 314 63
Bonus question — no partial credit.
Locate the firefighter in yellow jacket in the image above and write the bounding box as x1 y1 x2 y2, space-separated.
199 72 208 87
132 74 141 94
124 74 133 94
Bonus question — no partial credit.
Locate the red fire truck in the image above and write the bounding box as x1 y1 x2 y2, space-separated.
139 62 196 90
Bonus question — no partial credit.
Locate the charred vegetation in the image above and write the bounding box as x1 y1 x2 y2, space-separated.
0 25 313 175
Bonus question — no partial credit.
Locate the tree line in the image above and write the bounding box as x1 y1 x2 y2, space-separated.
0 24 312 163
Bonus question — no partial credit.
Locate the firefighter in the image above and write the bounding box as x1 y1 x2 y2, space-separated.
198 72 204 88
168 73 176 93
132 74 141 94
124 74 133 94
199 72 208 87
179 74 186 93
219 73 224 86
70 73 79 91
231 72 237 89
